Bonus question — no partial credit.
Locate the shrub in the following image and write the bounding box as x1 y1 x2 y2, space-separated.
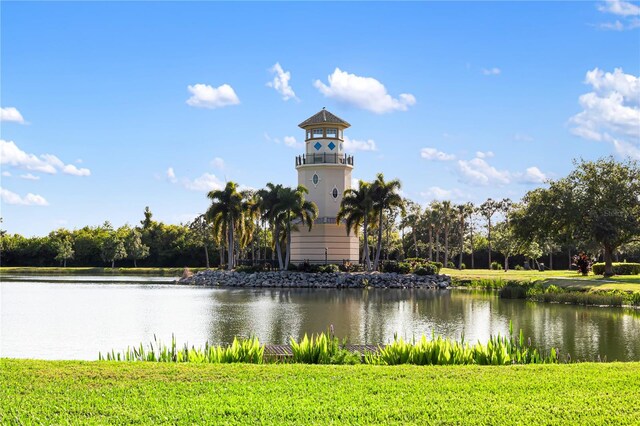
592 262 640 275
460 263 466 270
414 264 437 276
432 261 443 272
382 261 412 274
447 262 456 268
499 283 528 299
316 264 339 273
514 265 524 271
235 265 258 273
287 263 298 272
491 261 502 270
630 292 640 306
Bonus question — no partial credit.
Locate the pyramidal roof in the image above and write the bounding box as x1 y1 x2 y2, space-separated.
298 108 351 128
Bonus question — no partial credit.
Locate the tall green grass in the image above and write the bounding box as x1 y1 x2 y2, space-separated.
365 324 557 366
289 330 361 364
98 335 263 363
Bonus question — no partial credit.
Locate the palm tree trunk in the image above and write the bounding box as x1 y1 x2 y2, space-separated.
274 222 284 270
458 219 464 270
227 217 234 270
444 224 449 267
487 218 492 269
428 227 433 261
470 220 475 269
204 245 210 269
373 210 384 270
111 259 115 269
413 229 418 258
134 258 137 268
363 215 371 271
285 213 292 270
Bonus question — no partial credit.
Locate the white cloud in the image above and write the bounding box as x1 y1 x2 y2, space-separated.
0 140 91 177
420 186 471 202
313 68 416 114
2 171 11 177
420 147 455 161
475 151 495 159
265 133 303 149
266 63 297 101
598 0 640 16
570 68 640 158
1 140 57 174
350 178 360 190
211 157 226 170
186 83 240 109
283 136 302 148
520 167 548 184
167 167 177 183
183 173 225 192
482 67 501 76
344 136 377 152
0 187 48 206
0 107 26 124
62 164 91 176
19 173 40 181
597 1 640 30
457 158 511 186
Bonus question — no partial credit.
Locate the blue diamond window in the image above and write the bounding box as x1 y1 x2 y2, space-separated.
328 142 336 150
314 142 322 150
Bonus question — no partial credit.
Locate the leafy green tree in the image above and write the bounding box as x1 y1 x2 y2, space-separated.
188 214 213 268
101 234 127 268
125 228 149 267
513 157 640 276
274 185 318 270
54 238 75 267
141 206 154 229
371 173 405 270
337 180 375 271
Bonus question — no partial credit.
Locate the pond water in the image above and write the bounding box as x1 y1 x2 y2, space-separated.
1 277 639 361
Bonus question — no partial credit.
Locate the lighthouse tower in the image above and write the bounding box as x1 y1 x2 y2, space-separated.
290 108 360 264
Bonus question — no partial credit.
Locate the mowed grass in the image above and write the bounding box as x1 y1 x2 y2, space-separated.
443 268 640 291
2 360 640 425
0 267 206 276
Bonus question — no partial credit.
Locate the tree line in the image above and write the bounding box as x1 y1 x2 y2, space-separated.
1 157 638 274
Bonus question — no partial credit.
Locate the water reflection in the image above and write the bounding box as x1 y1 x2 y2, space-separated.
1 280 639 361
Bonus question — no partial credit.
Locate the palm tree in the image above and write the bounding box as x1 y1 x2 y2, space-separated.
257 183 285 269
274 185 318 270
439 200 453 268
456 203 475 269
479 198 503 269
400 200 422 258
206 182 245 270
337 181 375 271
371 173 404 271
427 203 442 263
500 198 514 271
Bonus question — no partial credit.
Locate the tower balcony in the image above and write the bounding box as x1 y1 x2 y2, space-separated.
295 153 354 167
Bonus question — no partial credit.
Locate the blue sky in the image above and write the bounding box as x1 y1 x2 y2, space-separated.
1 1 639 236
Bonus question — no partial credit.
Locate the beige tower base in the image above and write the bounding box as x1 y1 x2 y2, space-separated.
290 222 359 264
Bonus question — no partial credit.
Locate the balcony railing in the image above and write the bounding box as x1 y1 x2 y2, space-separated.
295 153 354 166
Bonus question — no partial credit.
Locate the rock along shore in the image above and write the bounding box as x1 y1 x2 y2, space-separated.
178 270 451 289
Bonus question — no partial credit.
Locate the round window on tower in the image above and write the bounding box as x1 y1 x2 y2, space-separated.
312 174 319 185
332 187 339 199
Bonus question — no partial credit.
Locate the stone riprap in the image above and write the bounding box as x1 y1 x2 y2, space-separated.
178 270 451 289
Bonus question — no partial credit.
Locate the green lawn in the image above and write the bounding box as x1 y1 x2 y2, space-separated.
0 267 206 276
443 268 640 292
1 360 639 425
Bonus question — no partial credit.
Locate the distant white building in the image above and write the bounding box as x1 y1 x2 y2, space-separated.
291 109 360 264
